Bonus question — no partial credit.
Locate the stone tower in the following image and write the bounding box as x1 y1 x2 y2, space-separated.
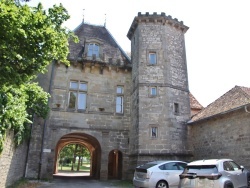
127 12 191 166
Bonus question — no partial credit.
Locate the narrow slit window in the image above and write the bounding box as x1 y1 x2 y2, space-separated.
116 86 124 114
174 103 179 114
151 127 158 138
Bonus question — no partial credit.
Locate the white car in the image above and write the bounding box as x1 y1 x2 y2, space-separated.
133 160 187 188
178 159 250 188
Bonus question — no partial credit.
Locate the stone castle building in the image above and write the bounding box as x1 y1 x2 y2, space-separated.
25 12 192 180
1 12 250 186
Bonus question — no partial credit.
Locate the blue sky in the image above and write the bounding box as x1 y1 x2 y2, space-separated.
26 0 250 107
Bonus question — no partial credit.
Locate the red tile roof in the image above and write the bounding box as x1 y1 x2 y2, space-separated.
190 93 203 110
190 86 250 122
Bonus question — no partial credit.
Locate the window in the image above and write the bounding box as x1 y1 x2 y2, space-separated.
149 52 156 65
151 127 158 138
224 161 241 171
174 103 179 114
68 81 87 110
87 43 99 57
116 86 124 113
159 162 187 170
150 87 157 96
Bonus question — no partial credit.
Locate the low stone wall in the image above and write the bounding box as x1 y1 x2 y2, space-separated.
0 130 28 187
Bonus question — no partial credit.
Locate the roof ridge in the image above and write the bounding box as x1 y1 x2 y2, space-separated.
105 27 131 62
237 85 250 99
190 85 250 122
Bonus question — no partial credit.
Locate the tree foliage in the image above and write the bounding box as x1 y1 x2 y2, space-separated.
0 0 78 153
0 0 76 86
59 144 90 171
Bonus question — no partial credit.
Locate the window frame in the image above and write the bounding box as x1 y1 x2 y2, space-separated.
174 102 180 115
149 52 157 65
150 126 158 138
116 86 124 114
149 86 157 97
147 50 157 65
68 81 88 111
87 43 100 58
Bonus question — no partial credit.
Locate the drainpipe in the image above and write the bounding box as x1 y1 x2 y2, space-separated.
24 114 34 177
38 61 56 180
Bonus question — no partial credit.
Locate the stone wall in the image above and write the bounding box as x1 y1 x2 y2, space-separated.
0 130 28 187
129 13 191 168
188 108 250 168
27 63 132 180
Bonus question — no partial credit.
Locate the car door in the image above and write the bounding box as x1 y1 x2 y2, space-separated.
162 162 185 187
228 161 246 187
223 161 244 187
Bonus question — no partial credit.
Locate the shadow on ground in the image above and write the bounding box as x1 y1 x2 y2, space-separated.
35 177 133 188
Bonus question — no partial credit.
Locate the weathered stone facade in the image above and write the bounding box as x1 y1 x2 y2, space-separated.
128 12 191 169
188 107 250 169
0 131 28 187
3 12 250 187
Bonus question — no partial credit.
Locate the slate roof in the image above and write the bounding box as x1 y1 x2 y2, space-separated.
190 86 250 123
68 22 130 65
189 93 203 110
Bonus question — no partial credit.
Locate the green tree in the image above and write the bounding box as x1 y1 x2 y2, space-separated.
0 0 78 153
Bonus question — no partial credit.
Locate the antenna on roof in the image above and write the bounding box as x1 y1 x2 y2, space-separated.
82 9 85 23
104 13 106 27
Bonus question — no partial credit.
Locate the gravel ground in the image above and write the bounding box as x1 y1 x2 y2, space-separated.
17 179 133 188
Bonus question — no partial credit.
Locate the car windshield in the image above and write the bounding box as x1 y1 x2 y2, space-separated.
183 165 218 174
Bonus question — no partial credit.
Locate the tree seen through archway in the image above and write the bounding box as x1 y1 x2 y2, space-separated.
59 144 90 172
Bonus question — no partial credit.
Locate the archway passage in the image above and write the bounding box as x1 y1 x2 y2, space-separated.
54 133 101 179
108 149 122 179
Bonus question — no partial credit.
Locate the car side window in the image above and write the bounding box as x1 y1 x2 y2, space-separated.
178 162 187 170
228 161 241 171
158 164 165 170
164 162 178 170
223 161 234 171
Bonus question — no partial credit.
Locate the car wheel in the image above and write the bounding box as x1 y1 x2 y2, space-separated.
156 180 168 188
224 182 234 188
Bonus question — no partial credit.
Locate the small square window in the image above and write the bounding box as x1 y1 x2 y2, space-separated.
149 53 157 65
151 127 158 138
79 83 87 91
117 86 123 94
150 87 157 96
70 81 78 89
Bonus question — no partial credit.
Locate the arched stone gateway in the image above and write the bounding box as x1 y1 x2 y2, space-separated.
53 132 101 179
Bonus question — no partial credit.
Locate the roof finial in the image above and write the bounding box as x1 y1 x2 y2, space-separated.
83 9 85 23
104 13 106 27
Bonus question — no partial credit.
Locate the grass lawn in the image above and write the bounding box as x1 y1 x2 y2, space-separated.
59 162 90 172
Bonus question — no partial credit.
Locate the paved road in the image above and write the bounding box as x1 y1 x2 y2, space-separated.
36 177 133 188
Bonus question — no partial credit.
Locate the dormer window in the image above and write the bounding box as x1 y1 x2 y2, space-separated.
87 43 99 58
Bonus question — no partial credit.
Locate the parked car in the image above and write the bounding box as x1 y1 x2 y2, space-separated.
178 159 250 188
133 160 188 188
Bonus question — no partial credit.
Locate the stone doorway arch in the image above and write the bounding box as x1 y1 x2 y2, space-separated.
108 149 122 179
54 132 101 179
